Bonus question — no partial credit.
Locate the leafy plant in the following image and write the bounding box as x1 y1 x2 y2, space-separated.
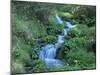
11 61 26 74
33 60 46 72
42 35 56 44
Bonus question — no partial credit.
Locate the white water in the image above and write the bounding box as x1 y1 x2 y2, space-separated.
45 58 64 67
39 14 76 68
55 14 63 24
57 35 65 44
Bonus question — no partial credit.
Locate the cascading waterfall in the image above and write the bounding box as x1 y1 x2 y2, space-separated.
39 14 76 68
55 14 63 24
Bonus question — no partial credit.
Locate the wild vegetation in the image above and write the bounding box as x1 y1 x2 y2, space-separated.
11 1 96 74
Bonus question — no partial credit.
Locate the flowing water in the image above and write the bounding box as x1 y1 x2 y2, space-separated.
39 14 76 68
55 14 63 24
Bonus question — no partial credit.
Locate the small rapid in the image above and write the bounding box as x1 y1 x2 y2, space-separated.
39 14 76 68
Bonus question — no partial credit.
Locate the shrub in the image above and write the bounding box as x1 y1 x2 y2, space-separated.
33 60 46 72
68 27 81 38
42 35 56 44
66 37 87 50
11 61 26 74
31 48 40 59
75 24 89 37
12 37 32 64
66 49 96 69
46 24 64 35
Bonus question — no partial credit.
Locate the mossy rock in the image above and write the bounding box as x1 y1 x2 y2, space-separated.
42 35 56 43
58 12 73 19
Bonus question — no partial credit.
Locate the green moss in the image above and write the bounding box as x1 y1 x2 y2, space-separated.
58 12 73 19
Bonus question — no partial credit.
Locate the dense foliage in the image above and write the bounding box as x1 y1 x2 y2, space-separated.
11 1 96 74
